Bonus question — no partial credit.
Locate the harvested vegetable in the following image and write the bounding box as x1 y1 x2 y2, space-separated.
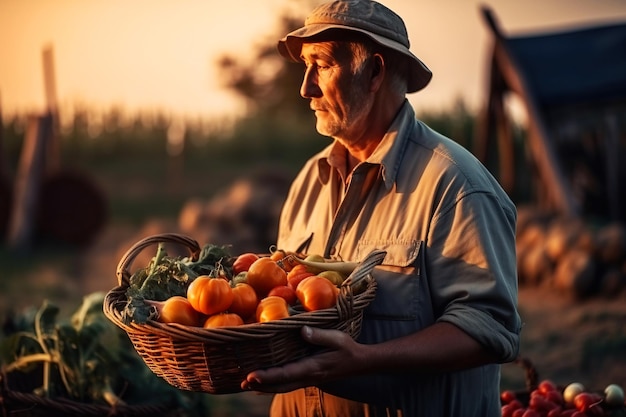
121 242 232 324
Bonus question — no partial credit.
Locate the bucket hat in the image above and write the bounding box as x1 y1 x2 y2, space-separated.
277 0 432 93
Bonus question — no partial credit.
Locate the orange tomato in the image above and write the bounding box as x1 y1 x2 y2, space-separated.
270 248 287 262
287 264 315 291
232 252 260 275
155 296 200 326
229 282 259 320
295 275 339 312
203 312 244 328
187 275 233 316
246 257 288 296
255 295 290 323
268 285 297 305
270 249 298 272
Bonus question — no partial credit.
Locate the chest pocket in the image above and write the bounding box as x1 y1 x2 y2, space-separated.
356 240 436 343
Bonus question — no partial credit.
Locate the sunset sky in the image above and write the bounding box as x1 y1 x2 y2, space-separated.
2 0 626 125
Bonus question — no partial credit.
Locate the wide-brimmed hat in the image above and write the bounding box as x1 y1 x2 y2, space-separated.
277 0 432 93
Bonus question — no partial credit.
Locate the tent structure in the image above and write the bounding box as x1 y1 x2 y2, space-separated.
476 6 626 223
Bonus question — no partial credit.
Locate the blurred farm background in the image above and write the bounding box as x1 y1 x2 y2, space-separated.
1 1 626 416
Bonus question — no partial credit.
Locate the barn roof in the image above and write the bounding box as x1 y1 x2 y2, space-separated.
506 21 626 107
478 7 626 223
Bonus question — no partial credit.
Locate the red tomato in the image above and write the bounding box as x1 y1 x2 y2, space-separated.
529 396 559 413
546 409 563 417
286 264 315 290
501 404 516 417
574 393 596 412
229 283 258 320
512 409 526 417
187 275 233 316
522 410 540 417
539 380 558 394
232 253 260 275
155 296 200 326
545 390 564 406
295 275 339 312
246 257 288 296
268 285 297 305
501 390 518 404
256 296 290 323
203 313 244 328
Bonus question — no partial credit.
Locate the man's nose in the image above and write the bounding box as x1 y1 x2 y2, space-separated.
300 67 321 98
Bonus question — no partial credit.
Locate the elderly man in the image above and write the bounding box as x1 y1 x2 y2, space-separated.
242 1 521 416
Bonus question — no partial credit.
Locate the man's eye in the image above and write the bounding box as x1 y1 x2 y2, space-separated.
304 62 331 71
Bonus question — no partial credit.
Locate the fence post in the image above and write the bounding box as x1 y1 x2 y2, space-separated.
6 113 52 252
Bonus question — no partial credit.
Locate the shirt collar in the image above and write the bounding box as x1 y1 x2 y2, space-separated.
315 100 416 189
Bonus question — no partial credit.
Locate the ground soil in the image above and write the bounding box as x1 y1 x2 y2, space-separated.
2 220 625 415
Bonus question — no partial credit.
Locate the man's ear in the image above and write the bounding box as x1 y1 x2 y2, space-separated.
370 54 385 91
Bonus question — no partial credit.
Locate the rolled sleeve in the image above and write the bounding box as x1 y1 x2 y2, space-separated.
428 190 521 362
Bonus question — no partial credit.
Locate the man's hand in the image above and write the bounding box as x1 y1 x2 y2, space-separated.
241 326 364 393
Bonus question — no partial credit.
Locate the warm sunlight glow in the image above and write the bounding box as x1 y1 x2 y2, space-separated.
1 0 625 123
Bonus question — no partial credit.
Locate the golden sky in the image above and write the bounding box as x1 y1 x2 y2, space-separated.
1 0 626 123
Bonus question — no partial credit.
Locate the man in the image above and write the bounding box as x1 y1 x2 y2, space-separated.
241 1 522 416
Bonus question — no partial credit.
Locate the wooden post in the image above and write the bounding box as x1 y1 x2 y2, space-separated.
42 44 60 173
6 114 52 252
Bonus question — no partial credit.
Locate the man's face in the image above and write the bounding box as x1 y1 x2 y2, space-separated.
299 41 373 140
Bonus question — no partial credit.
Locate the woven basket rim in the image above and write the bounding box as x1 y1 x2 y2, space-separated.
104 232 384 343
104 276 378 344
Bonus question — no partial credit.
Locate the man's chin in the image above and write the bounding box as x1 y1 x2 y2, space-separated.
314 119 336 138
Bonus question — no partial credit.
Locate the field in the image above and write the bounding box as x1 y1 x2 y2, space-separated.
1 109 625 415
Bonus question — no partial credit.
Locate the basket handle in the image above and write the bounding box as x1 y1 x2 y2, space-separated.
342 249 387 289
513 356 539 392
115 233 201 287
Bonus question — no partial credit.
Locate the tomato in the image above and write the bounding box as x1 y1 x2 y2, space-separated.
286 264 315 290
232 252 260 275
203 312 244 328
256 296 290 322
521 410 540 417
187 275 233 316
529 396 559 413
545 390 564 406
511 409 526 417
501 404 516 417
246 257 288 296
501 398 523 417
539 379 558 394
295 275 339 312
546 409 562 417
573 392 597 412
269 249 293 271
268 285 297 305
501 390 518 404
155 296 200 326
229 283 258 320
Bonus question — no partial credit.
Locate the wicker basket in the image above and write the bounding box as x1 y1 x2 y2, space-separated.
104 233 384 395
